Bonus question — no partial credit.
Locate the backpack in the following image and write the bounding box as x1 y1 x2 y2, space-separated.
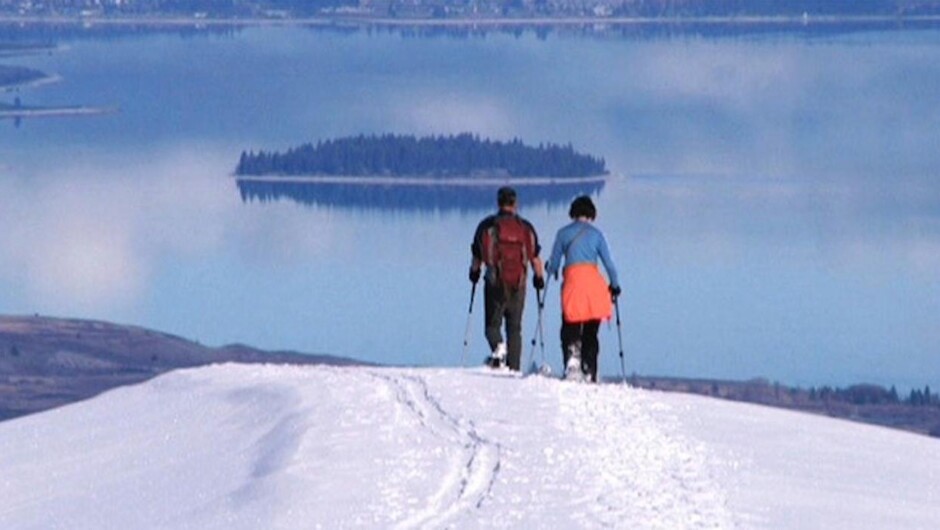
482 215 532 290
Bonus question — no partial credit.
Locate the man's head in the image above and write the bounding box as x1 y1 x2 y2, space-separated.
497 186 517 211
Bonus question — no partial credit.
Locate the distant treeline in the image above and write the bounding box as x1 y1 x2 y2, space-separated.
598 0 940 17
236 133 608 178
629 375 940 437
809 383 938 407
4 0 940 18
0 0 351 17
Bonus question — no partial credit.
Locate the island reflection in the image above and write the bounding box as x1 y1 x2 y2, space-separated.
236 177 606 212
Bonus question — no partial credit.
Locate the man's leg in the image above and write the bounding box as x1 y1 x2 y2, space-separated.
484 282 506 363
503 286 526 371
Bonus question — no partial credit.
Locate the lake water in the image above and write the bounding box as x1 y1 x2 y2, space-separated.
2 23 939 390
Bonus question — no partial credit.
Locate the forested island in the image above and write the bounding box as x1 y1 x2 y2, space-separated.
1 42 54 89
0 64 48 88
236 133 608 179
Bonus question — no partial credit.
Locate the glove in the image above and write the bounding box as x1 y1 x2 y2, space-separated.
609 284 622 298
469 266 481 284
545 264 559 281
533 275 545 290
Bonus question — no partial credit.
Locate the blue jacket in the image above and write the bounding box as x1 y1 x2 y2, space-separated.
546 220 619 288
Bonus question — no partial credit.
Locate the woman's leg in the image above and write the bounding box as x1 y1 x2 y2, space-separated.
560 319 581 368
580 320 601 382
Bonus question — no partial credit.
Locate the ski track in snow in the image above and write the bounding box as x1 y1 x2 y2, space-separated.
368 372 502 529
362 368 735 529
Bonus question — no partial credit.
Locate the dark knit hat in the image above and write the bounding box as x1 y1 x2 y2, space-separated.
569 195 597 220
497 186 517 207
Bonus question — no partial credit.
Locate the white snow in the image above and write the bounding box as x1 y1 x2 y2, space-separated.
1 364 939 529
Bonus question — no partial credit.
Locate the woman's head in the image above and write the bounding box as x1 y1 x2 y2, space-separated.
568 195 596 220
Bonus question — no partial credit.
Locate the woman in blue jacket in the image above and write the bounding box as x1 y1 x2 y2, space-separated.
545 196 621 382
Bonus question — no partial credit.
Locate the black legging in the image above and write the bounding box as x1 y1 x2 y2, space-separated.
561 319 601 382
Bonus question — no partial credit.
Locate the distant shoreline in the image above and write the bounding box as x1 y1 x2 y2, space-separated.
0 105 117 119
2 14 940 29
0 73 60 92
0 43 60 56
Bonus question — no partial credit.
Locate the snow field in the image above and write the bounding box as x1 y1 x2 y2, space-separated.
2 363 939 529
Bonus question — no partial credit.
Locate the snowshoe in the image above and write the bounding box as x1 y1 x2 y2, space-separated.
563 342 586 382
486 342 508 369
485 355 506 369
527 360 554 377
564 361 586 382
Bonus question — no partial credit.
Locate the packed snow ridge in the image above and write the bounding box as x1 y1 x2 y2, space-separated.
2 364 939 529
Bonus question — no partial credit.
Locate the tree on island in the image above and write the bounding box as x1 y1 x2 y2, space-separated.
236 133 607 179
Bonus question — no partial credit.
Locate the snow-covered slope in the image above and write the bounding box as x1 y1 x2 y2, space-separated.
1 364 938 529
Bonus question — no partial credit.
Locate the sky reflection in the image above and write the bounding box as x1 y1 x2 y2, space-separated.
1 26 938 388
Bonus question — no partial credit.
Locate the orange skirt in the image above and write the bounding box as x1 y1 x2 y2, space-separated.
561 263 613 323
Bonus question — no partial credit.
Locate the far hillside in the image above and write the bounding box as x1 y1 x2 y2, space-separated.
0 315 365 421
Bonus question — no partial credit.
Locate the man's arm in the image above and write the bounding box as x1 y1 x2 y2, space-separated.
525 220 545 281
469 217 491 282
531 255 545 279
470 215 495 262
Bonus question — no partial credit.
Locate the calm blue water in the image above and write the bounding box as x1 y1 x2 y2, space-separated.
1 24 939 389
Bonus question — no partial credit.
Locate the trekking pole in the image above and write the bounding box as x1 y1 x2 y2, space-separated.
528 288 541 372
529 276 550 374
614 294 627 385
461 282 478 367
537 276 550 370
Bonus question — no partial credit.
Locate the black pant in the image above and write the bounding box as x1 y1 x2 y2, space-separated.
484 281 526 371
561 319 600 382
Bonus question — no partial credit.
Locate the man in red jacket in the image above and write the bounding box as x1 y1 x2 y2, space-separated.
469 187 545 371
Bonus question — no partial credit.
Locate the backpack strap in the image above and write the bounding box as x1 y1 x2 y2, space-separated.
562 225 590 265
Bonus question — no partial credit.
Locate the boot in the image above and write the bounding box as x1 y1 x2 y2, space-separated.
564 342 585 382
486 342 507 369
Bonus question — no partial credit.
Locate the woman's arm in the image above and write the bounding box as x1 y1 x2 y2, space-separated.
546 231 565 279
597 230 620 288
